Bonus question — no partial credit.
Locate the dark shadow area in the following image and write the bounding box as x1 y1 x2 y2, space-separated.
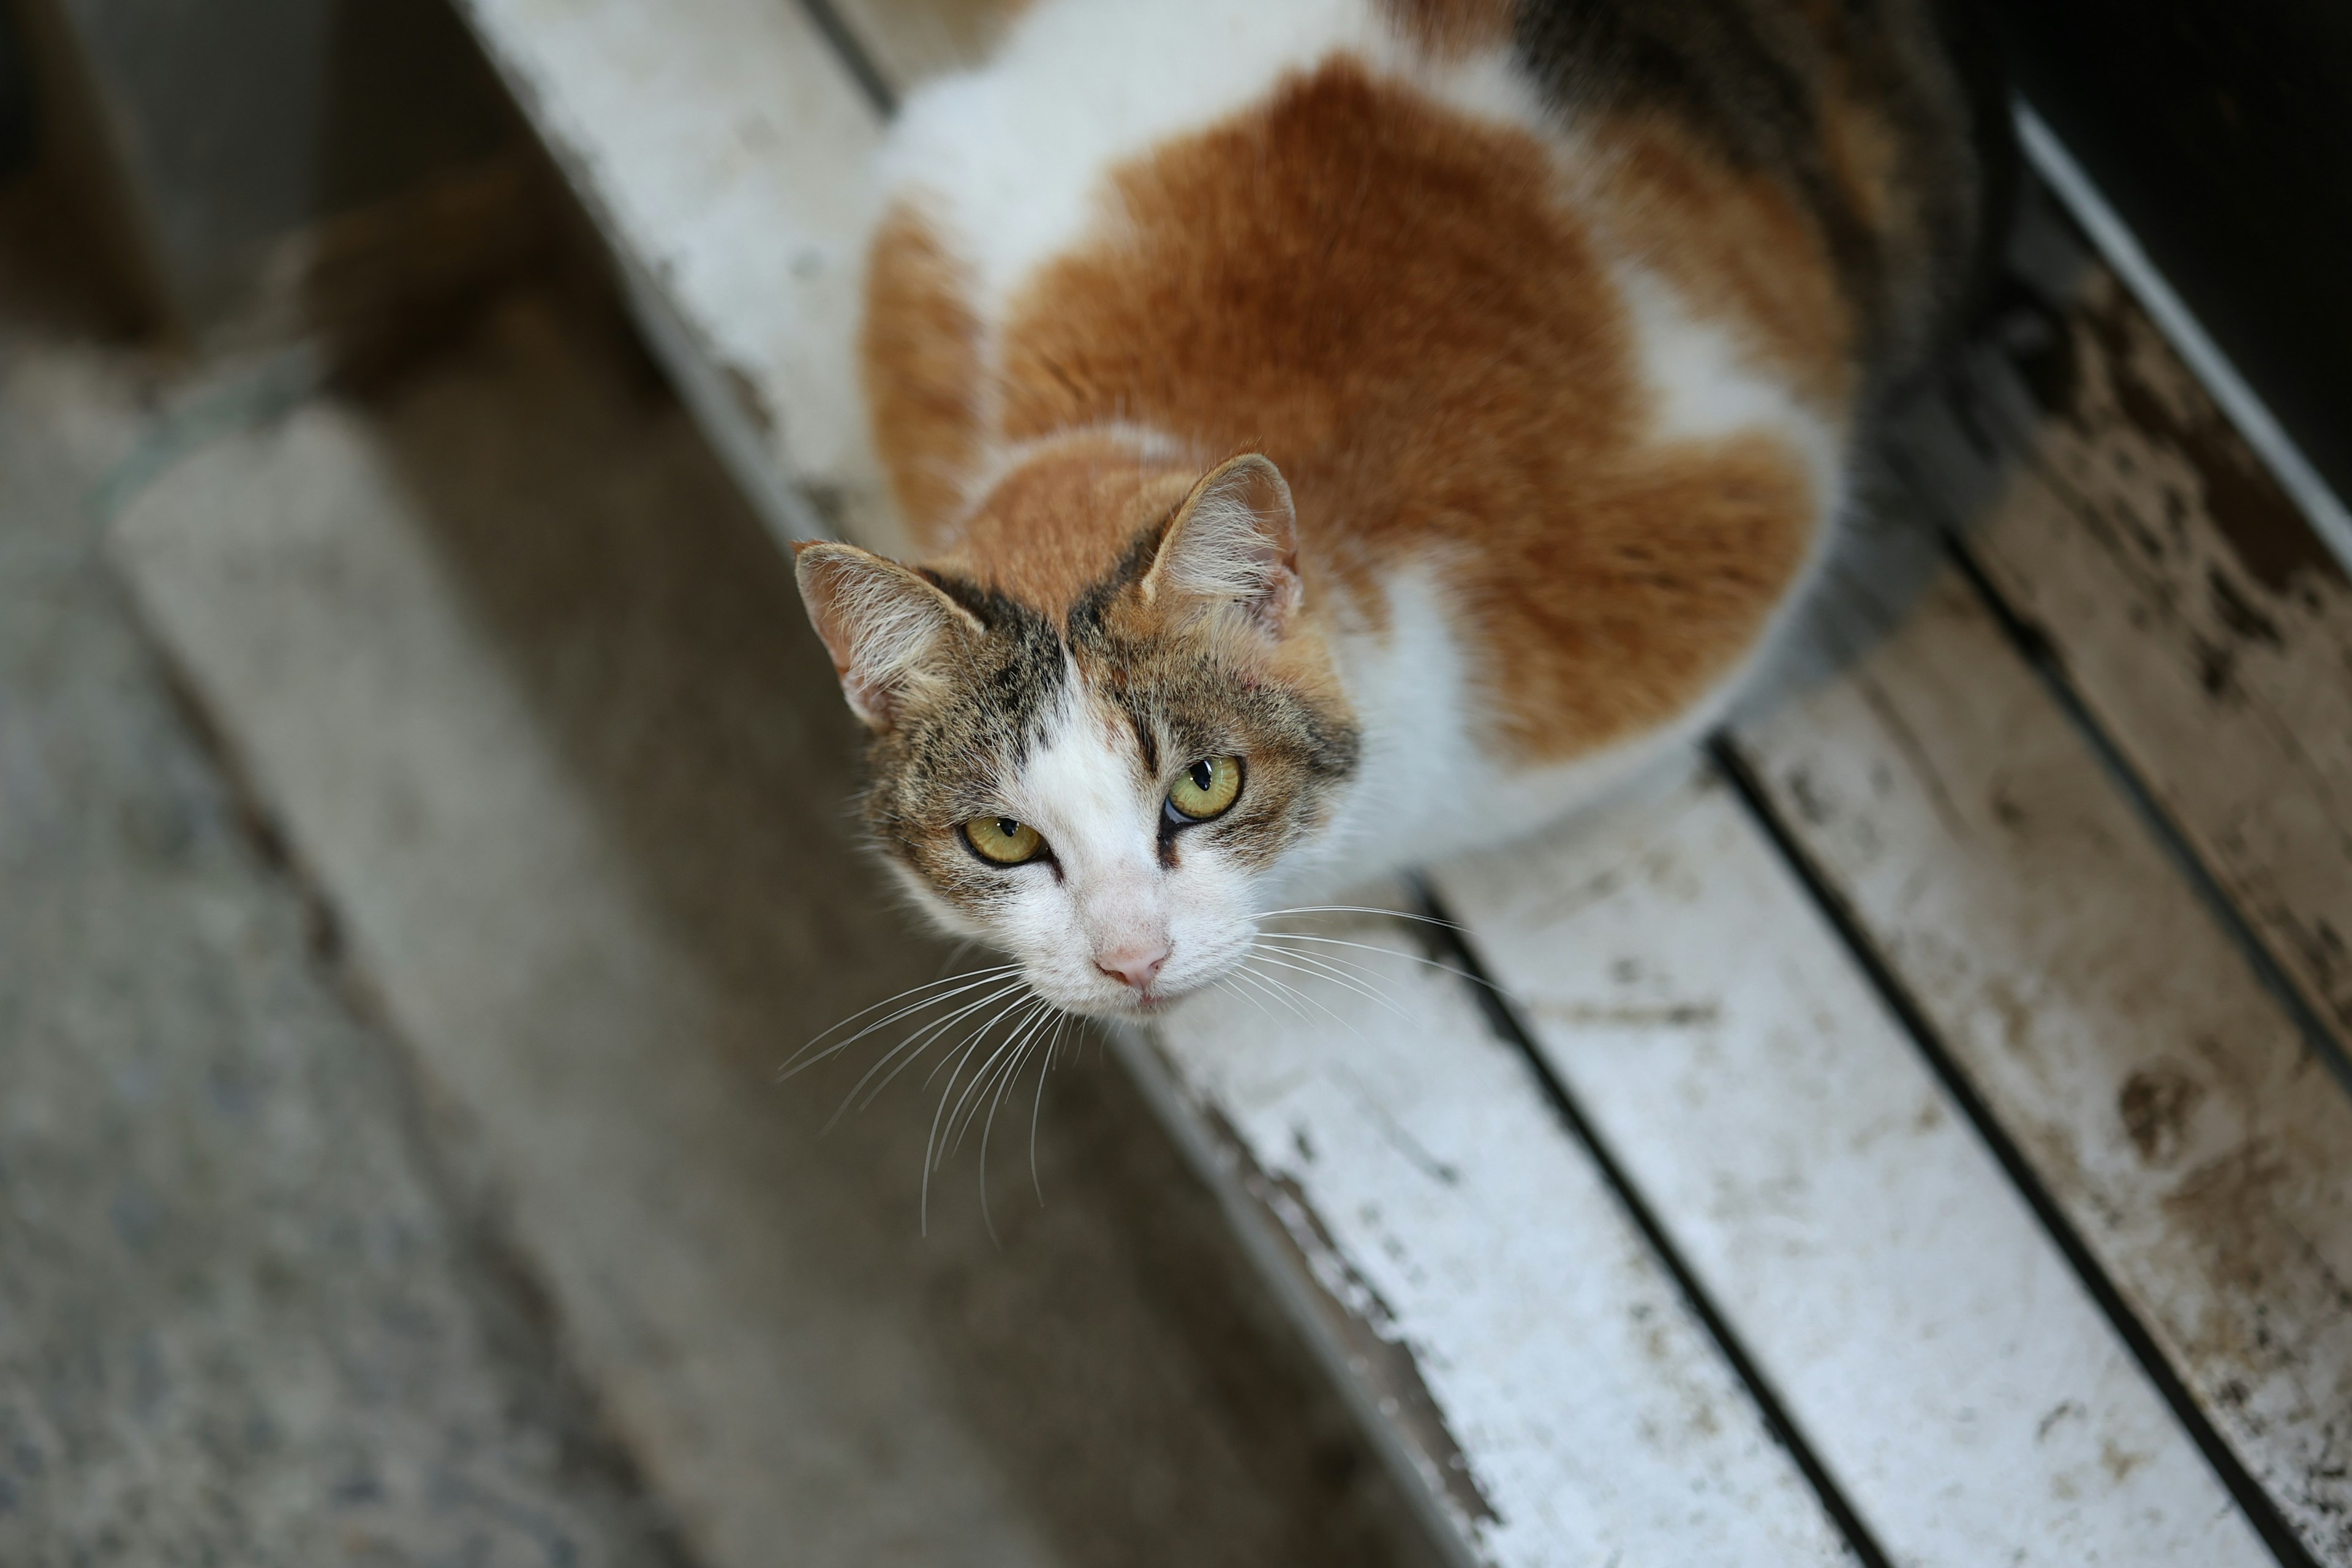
1989 0 2352 504
0 176 699 1567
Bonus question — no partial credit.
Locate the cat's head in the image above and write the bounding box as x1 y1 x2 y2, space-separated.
796 452 1361 1017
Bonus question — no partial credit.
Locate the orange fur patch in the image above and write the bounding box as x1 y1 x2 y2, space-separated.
931 433 1197 611
864 58 1830 764
861 200 986 543
1375 0 1512 56
1581 113 1856 408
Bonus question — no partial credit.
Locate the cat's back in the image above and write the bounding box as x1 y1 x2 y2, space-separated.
865 0 2000 527
861 0 2003 763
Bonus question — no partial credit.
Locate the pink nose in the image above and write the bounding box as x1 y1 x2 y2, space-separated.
1095 942 1170 993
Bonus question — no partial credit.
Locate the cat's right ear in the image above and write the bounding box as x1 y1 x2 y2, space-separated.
1142 453 1303 638
794 541 979 732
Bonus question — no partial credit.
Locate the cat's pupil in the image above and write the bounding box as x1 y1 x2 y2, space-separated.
1189 761 1213 790
997 817 1019 838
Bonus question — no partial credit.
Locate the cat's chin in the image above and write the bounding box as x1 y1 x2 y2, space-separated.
1058 981 1206 1022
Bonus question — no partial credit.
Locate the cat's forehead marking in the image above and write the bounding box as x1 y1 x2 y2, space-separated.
1012 666 1155 865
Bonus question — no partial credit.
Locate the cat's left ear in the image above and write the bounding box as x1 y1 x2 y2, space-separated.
794 540 981 732
1142 454 1302 638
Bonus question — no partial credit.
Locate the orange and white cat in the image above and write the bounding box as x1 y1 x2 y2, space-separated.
797 0 2008 1017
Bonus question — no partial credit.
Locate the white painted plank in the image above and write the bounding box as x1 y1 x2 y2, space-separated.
1895 192 2352 1059
1730 546 2352 1562
1430 772 2266 1567
1147 903 1853 1568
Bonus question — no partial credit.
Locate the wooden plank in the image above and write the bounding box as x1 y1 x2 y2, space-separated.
1726 532 2352 1561
1894 190 2352 1060
1144 903 1854 1568
1430 772 2267 1567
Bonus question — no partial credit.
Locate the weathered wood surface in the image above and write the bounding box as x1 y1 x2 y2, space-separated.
1895 193 2352 1061
1431 774 2267 1567
1727 538 2352 1561
1148 905 1854 1567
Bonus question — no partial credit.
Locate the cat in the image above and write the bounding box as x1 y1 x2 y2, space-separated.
796 0 2010 1019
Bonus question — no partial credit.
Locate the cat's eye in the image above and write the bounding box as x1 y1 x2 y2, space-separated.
1166 756 1243 823
963 815 1046 865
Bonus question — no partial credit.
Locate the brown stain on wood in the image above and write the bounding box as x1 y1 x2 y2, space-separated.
1964 242 2352 1050
2077 279 2344 599
2116 1062 2205 1166
2002 268 2344 600
1534 999 1721 1029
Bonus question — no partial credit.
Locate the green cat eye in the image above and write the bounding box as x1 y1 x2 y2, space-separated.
1166 756 1243 822
963 815 1045 865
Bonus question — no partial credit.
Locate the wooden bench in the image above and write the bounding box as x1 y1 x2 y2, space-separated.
444 2 2352 1561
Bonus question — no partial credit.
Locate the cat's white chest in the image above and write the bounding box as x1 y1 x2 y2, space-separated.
1290 568 1635 890
1291 560 1762 900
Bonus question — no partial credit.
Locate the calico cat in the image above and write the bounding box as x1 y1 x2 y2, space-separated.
797 0 2008 1018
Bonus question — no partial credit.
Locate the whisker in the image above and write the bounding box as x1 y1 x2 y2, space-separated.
1251 943 1413 1012
1030 1011 1076 1205
1228 962 1313 1023
1252 938 1485 1022
782 965 1023 1081
829 978 1031 1128
1248 948 1415 1023
1250 941 1440 1010
976 1005 1063 1240
942 998 1052 1164
1238 960 1367 1041
960 998 1055 1158
1253 936 1400 976
791 961 1022 1063
1256 930 1503 992
923 996 1038 1235
1213 973 1280 1027
1240 964 1338 1026
1257 904 1466 932
922 987 1034 1090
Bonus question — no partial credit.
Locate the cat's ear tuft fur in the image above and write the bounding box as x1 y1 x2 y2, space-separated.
1144 454 1302 636
794 541 979 731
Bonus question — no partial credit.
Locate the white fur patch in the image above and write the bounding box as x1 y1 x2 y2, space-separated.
879 0 1551 330
1612 266 1845 503
975 665 1262 1015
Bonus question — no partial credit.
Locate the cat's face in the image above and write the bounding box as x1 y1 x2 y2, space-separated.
798 455 1360 1017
